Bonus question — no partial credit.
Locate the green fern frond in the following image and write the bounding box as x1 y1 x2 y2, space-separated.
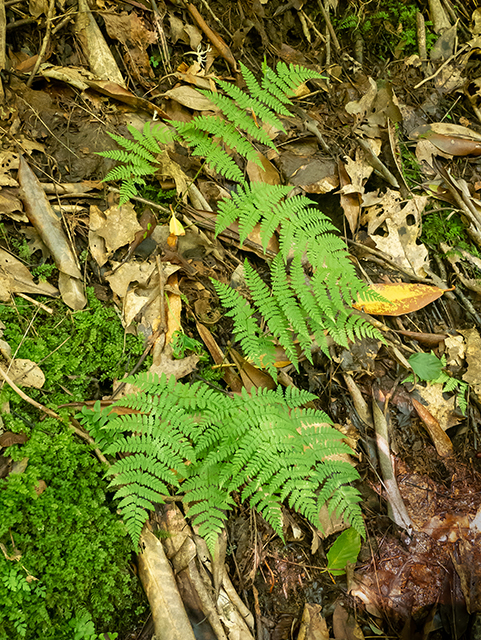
274 60 322 92
82 376 365 554
215 183 292 245
183 115 262 165
197 91 277 148
241 62 293 116
212 279 277 371
216 78 286 132
174 122 245 183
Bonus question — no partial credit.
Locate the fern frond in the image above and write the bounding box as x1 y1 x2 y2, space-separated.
216 78 286 132
212 279 277 372
83 375 365 555
184 115 262 165
215 183 292 244
197 91 277 148
241 62 292 116
174 122 245 182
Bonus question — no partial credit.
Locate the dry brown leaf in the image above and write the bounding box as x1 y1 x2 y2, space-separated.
229 348 276 392
164 85 218 111
0 249 58 300
461 328 481 395
297 603 329 640
95 202 143 254
411 397 453 457
246 152 280 185
138 529 197 640
1 359 45 389
76 0 126 87
365 195 429 277
332 602 364 640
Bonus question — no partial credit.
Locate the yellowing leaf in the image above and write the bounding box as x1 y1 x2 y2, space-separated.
169 212 185 236
354 282 449 316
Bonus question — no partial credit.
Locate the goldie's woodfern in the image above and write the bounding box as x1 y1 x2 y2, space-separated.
79 373 365 554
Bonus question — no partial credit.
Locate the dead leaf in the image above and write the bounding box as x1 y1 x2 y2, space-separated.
364 194 429 277
96 202 143 254
1 359 45 388
412 397 453 457
148 346 199 380
164 85 218 111
338 159 360 234
196 322 243 392
353 283 448 316
0 249 58 300
461 328 481 395
332 602 364 640
229 348 276 391
246 152 280 185
410 123 481 156
0 432 28 447
164 273 182 344
297 603 329 640
138 529 197 640
76 0 126 87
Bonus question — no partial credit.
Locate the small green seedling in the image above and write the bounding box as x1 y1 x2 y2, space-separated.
326 527 361 576
406 352 468 415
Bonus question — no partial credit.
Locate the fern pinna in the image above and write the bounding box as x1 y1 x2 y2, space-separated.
98 61 382 369
79 373 365 554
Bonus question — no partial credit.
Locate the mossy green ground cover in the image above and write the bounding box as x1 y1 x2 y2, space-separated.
0 288 149 639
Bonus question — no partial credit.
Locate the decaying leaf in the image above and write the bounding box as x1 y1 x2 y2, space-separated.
411 397 453 457
410 123 481 157
354 282 448 316
138 529 197 640
0 249 58 300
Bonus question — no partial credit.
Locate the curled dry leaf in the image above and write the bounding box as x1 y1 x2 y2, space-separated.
411 397 453 458
410 123 481 156
138 529 197 640
354 282 449 316
0 249 58 300
18 155 86 310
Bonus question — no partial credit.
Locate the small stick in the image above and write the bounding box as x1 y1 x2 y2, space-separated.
17 293 54 314
26 0 55 88
316 0 340 51
414 44 469 90
149 0 172 74
416 11 427 60
0 0 6 101
186 2 238 72
156 255 167 333
197 0 233 38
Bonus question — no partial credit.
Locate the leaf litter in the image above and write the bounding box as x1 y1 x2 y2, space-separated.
3 0 481 639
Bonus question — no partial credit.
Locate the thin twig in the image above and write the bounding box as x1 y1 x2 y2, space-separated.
27 0 56 88
0 0 6 101
316 0 340 51
414 43 469 90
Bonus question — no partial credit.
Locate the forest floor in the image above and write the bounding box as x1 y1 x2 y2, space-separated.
1 0 481 639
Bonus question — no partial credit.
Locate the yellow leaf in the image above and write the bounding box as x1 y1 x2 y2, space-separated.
169 212 185 236
354 282 450 316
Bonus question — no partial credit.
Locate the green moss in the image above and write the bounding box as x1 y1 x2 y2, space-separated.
0 288 151 638
421 209 472 250
0 422 147 639
0 287 149 423
332 0 437 58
